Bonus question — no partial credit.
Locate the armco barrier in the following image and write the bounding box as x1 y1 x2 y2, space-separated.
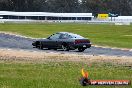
0 19 132 24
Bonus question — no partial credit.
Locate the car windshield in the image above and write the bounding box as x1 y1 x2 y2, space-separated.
48 33 61 39
69 33 84 38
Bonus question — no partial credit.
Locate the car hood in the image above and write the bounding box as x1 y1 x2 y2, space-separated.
33 38 47 41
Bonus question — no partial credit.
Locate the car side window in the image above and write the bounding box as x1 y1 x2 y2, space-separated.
60 34 72 39
49 33 61 40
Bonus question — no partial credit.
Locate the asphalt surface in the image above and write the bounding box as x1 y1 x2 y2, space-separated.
0 33 132 57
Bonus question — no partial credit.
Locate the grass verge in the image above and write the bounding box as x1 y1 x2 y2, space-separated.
0 23 132 48
0 61 131 88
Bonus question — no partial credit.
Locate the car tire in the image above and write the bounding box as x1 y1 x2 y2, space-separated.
38 42 43 50
47 48 51 50
78 48 85 52
53 48 57 50
61 43 69 51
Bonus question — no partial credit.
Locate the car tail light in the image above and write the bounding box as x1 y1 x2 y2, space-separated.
75 40 90 44
75 40 80 44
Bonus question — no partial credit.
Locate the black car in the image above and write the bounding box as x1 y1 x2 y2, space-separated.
32 32 91 52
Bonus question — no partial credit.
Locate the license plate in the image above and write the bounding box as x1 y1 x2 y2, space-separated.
83 45 86 47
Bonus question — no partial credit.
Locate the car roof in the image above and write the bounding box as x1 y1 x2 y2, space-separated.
57 32 84 38
57 32 78 35
57 32 70 34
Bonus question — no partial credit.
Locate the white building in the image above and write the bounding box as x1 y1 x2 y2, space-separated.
0 11 94 21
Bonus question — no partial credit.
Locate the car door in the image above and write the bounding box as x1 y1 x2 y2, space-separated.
58 33 72 46
47 33 61 48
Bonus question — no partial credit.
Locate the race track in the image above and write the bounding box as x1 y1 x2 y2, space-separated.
0 33 132 57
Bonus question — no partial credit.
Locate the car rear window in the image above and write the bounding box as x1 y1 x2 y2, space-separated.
69 33 84 38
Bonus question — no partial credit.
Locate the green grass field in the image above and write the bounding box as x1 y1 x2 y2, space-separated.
0 62 131 88
0 23 132 48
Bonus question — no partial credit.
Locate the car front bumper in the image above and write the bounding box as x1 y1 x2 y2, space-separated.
32 42 36 46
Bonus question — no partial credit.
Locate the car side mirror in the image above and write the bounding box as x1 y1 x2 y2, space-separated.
47 37 52 40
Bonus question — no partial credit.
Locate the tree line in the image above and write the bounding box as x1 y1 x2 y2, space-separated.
0 0 132 16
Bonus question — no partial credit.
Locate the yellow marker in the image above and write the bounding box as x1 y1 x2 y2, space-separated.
98 14 109 19
81 68 85 77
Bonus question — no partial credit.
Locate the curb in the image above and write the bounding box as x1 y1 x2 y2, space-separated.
92 45 132 52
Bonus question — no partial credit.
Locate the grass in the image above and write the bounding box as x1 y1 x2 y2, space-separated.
0 23 132 48
0 61 131 88
0 23 132 87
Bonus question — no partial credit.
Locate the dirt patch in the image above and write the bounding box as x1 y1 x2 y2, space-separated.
0 48 132 66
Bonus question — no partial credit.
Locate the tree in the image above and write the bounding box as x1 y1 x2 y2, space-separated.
80 0 132 15
0 0 13 11
47 0 80 13
0 0 132 15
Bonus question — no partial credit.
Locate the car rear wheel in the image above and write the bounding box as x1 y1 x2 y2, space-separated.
61 44 69 51
78 48 85 52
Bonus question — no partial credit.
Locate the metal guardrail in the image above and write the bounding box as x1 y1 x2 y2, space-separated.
0 19 132 25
